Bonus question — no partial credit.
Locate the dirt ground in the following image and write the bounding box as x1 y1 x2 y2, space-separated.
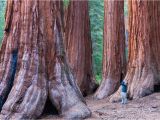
41 93 160 120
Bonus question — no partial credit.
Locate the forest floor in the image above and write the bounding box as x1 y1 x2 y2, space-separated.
41 93 160 120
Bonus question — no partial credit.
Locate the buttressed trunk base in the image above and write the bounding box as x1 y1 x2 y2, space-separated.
0 0 91 119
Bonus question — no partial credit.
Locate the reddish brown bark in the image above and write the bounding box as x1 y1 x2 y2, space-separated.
94 0 126 100
65 1 98 96
125 1 160 99
110 1 160 101
0 0 91 119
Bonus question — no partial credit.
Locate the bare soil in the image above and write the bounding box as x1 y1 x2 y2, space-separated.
41 93 160 120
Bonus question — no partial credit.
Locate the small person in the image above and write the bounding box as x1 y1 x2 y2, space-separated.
120 80 128 104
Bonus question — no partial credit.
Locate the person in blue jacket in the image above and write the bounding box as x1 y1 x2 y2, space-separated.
120 79 128 104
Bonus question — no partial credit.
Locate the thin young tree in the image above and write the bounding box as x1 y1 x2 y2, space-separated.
0 0 91 119
94 0 126 100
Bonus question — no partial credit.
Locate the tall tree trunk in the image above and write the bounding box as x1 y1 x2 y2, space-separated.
110 1 160 101
94 0 126 100
0 0 91 119
125 1 160 99
65 1 98 96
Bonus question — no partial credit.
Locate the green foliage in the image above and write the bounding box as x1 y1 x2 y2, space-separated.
0 0 6 44
89 0 104 82
124 0 128 17
63 0 70 8
95 75 101 84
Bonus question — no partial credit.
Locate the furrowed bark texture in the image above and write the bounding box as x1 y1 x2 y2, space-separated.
94 0 126 100
65 1 98 96
110 1 160 101
126 1 160 99
0 0 91 119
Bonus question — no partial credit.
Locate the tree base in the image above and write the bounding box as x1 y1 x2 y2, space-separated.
63 102 91 119
0 4 92 119
110 70 157 102
109 88 121 103
94 78 119 100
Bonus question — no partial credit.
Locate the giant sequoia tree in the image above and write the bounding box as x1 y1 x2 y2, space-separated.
111 1 160 101
65 1 98 96
0 0 91 119
94 0 126 100
124 1 160 99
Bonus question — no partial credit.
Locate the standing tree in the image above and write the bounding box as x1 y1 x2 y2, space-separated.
124 1 160 99
65 1 98 96
94 0 126 100
111 1 160 101
0 0 91 119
